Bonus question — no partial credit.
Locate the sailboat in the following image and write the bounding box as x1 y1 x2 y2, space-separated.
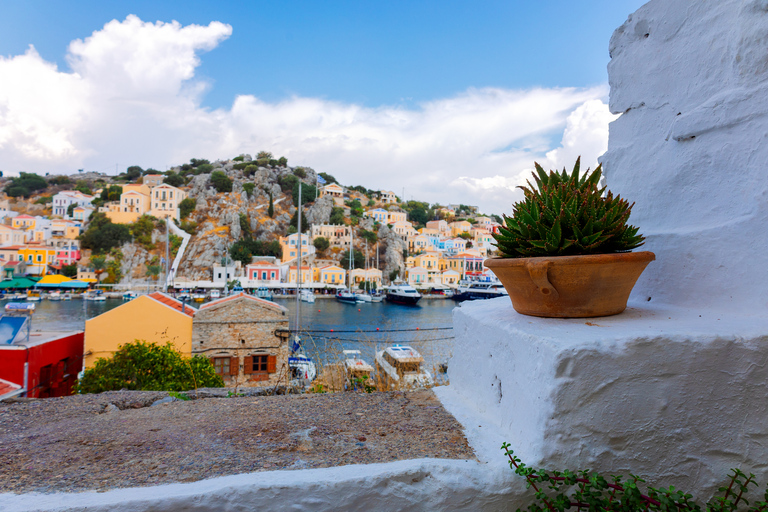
354 234 372 303
289 181 317 386
337 229 362 304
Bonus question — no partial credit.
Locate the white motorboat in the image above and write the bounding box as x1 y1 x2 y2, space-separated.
385 284 422 305
452 282 508 302
375 344 433 389
370 293 383 302
47 291 62 301
122 291 139 301
299 289 315 303
336 289 358 304
355 292 372 303
344 350 374 390
209 289 221 300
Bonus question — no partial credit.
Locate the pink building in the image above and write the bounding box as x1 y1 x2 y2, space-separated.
246 262 281 283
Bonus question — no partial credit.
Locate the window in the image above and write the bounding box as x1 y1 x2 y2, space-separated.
213 357 231 375
252 355 268 373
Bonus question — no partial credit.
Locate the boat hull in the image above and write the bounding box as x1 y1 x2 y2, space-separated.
451 290 506 302
385 293 421 305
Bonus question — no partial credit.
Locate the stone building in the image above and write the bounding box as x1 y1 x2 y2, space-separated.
192 293 290 388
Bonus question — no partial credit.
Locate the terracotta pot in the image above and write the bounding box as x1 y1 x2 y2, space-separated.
484 251 655 318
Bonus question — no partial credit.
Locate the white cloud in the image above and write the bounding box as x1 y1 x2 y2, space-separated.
0 16 615 215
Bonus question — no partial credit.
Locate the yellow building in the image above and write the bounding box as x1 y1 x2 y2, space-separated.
18 245 56 266
288 266 314 284
12 215 36 231
51 220 80 240
149 184 187 220
317 265 346 285
319 183 345 206
279 233 314 263
450 221 472 237
84 292 196 368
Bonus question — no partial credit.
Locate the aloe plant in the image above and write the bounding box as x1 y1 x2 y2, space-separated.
493 157 644 258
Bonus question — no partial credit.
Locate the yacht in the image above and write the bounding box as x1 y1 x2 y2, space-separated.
48 291 62 301
122 291 139 301
385 284 422 305
452 282 509 302
355 291 372 303
375 344 433 389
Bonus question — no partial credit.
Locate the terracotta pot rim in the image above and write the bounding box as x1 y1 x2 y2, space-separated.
484 250 656 267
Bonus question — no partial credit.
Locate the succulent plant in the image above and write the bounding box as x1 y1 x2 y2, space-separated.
493 157 644 258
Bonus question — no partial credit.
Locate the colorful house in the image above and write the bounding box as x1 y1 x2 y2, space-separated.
407 266 428 286
52 190 93 219
287 266 314 285
142 174 165 187
149 184 187 221
84 292 196 369
0 225 25 246
246 261 281 283
317 265 346 286
279 233 315 263
449 220 472 237
379 190 397 204
319 183 345 206
12 215 36 231
363 208 389 223
309 224 351 248
0 326 84 399
18 245 57 276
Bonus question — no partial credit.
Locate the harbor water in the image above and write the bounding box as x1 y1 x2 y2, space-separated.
22 296 461 380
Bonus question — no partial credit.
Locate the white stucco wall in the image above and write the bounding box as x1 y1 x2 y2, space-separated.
602 0 768 314
448 298 768 500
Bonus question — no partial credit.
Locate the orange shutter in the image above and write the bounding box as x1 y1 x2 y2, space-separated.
267 355 276 373
243 356 253 374
229 356 239 376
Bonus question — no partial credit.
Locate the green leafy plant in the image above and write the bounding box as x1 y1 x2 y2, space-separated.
168 391 190 401
502 443 768 511
77 341 224 393
493 157 644 258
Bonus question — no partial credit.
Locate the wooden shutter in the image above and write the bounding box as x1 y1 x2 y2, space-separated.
229 356 239 375
267 355 276 373
243 356 253 374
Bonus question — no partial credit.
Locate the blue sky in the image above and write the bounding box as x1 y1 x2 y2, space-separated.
0 0 646 213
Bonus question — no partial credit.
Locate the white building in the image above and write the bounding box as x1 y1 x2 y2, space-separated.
52 191 94 219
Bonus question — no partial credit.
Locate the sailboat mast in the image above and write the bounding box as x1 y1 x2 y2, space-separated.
295 181 302 336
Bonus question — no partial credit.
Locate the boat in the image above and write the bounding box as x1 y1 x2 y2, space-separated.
231 283 244 294
336 289 358 304
84 291 106 302
122 291 139 301
191 289 206 302
355 291 372 303
177 289 192 302
26 290 42 302
62 293 72 301
370 292 383 302
451 282 509 302
369 244 383 302
47 291 62 301
299 289 315 303
343 350 374 390
375 344 433 389
209 289 221 300
256 286 274 302
385 284 422 305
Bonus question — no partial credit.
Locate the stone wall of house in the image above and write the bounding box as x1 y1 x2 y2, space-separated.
192 295 290 388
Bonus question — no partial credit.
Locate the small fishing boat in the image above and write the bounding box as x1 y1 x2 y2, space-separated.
122 291 139 301
192 289 206 302
385 284 422 305
355 291 372 303
177 289 192 302
375 344 433 389
61 293 72 301
209 289 221 300
26 290 42 302
84 291 106 302
370 292 383 303
299 289 315 303
47 291 62 301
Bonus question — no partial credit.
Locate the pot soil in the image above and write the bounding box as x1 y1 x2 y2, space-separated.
484 251 655 318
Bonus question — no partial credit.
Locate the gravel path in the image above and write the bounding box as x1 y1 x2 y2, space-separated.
0 390 474 494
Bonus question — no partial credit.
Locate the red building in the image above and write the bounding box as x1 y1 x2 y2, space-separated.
0 325 84 399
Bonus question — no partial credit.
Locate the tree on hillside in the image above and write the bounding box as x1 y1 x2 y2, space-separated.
67 203 76 218
100 185 122 202
163 172 184 187
359 229 377 245
76 341 223 394
289 209 309 233
5 173 48 198
277 156 288 167
210 171 232 193
267 193 274 218
75 180 92 195
292 181 317 206
79 212 132 253
229 239 282 266
293 167 307 179
125 166 143 181
340 249 365 270
61 264 78 278
179 198 196 220
239 213 252 239
313 237 329 253
257 151 273 160
91 255 107 279
329 207 345 225
319 172 337 185
278 174 297 193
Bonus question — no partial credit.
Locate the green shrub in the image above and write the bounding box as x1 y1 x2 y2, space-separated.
210 171 233 193
163 172 185 187
242 183 255 198
279 174 298 193
293 167 307 179
79 212 132 253
179 197 196 219
313 237 329 252
5 172 48 198
277 156 288 167
232 162 248 171
35 196 52 205
195 163 214 175
257 151 273 160
77 341 224 394
329 207 346 225
244 164 258 177
229 239 282 265
232 155 245 162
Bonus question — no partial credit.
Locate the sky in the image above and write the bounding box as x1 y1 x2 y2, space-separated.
0 0 646 215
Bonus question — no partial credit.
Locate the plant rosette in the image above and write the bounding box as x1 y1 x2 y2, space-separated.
488 157 654 318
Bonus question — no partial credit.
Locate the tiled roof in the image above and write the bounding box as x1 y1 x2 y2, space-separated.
199 292 284 311
0 378 22 400
147 292 196 317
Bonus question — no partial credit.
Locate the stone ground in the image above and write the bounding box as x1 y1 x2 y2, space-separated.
0 389 474 494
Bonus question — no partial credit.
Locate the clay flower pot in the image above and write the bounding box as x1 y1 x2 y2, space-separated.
484 251 655 318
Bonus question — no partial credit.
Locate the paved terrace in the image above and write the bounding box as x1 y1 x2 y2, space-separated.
0 390 475 495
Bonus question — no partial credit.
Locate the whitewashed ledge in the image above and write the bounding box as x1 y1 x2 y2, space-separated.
449 297 768 501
